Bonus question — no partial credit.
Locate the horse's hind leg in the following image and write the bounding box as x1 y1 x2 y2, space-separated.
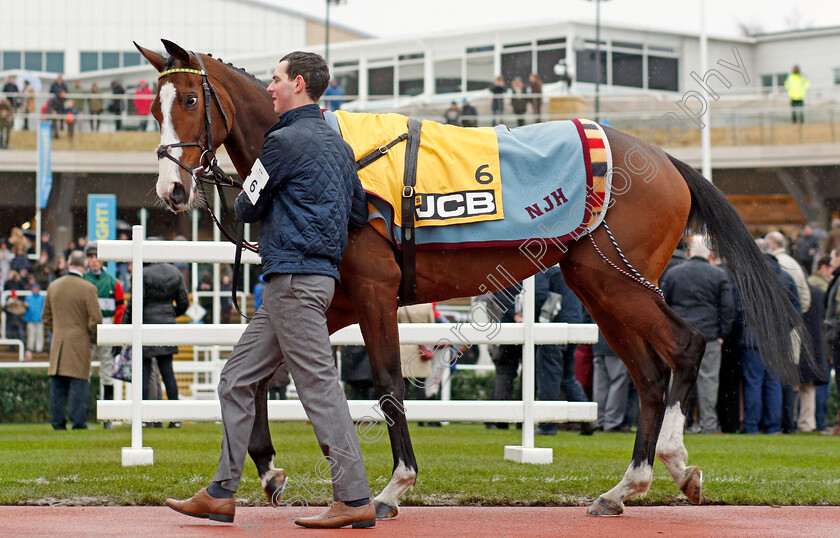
249 374 287 506
654 307 707 504
579 307 671 516
563 256 705 515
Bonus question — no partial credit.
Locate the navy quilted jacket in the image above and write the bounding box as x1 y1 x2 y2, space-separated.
235 104 367 282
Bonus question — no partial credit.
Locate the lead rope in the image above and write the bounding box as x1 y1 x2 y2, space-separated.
588 221 665 299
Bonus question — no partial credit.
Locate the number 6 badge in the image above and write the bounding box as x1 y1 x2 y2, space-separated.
243 158 270 205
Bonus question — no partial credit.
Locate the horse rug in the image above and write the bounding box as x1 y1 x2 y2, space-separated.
324 110 612 249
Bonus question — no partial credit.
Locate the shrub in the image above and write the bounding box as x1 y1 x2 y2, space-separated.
0 369 100 423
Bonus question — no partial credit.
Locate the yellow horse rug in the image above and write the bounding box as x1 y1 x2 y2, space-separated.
324 110 612 250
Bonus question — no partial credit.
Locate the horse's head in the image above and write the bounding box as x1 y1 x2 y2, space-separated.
135 40 236 212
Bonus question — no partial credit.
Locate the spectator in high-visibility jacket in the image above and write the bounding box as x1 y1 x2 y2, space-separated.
784 65 809 124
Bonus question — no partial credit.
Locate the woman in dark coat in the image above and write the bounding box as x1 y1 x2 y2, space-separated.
123 262 189 406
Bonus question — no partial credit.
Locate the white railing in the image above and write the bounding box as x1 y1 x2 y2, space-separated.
0 339 24 362
96 226 598 466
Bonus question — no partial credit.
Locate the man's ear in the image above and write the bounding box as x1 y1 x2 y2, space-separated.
294 75 307 95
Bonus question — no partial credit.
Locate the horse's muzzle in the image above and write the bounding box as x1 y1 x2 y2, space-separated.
170 183 187 206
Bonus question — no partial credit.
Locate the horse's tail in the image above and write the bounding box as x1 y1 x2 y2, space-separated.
667 154 804 385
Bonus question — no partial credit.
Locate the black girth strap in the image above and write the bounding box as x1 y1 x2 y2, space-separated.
399 118 422 304
352 117 422 305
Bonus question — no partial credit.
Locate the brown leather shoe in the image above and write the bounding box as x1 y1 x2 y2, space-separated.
294 501 375 529
165 487 235 523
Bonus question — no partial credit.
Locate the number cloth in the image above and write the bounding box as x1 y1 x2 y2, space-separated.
325 111 611 249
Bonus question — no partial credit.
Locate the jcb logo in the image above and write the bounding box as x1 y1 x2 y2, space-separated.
415 190 497 221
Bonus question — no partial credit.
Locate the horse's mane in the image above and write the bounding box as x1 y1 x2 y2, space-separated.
163 53 268 91
216 57 269 91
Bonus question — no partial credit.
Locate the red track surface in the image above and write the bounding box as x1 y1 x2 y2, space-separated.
2 506 839 537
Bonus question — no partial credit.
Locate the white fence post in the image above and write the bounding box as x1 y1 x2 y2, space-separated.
504 276 553 464
122 225 153 466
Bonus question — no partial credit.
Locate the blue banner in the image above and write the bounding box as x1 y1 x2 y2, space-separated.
37 121 52 209
87 194 117 276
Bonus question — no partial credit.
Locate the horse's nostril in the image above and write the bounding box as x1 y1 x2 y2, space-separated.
171 183 187 205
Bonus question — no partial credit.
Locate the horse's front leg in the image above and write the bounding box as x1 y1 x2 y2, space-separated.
362 308 416 520
248 373 287 506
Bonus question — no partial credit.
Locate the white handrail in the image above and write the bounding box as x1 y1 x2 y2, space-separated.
96 232 599 466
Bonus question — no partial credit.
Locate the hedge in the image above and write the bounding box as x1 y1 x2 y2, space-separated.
0 369 100 423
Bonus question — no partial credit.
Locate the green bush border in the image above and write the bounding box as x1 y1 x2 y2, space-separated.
0 369 100 423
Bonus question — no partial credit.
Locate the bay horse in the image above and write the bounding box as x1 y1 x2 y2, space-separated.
135 40 804 518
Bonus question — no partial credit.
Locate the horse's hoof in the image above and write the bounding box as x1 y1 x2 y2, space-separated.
587 496 624 516
374 501 398 520
263 469 288 507
680 466 703 505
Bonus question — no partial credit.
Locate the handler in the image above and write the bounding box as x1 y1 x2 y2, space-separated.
166 51 372 529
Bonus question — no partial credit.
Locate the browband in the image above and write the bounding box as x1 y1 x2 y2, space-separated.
158 68 203 78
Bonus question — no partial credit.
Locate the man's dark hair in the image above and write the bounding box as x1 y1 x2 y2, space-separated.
817 254 831 269
279 51 330 101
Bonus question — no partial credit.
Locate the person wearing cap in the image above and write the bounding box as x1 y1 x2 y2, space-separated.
133 79 153 131
83 241 125 428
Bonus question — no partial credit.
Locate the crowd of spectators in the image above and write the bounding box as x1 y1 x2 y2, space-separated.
330 222 838 437
4 222 837 434
0 75 155 143
2 229 87 357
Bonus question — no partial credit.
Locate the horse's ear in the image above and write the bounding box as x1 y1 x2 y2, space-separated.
134 42 166 73
161 39 192 66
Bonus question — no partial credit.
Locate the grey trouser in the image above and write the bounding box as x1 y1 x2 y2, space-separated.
696 340 722 434
213 274 369 502
593 354 631 430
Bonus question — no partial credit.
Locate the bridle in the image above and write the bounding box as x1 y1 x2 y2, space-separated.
155 52 259 254
156 52 259 320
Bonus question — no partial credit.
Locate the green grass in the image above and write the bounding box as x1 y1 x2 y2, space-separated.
0 422 838 507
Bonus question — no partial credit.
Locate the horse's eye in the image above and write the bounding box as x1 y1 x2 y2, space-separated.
185 96 198 107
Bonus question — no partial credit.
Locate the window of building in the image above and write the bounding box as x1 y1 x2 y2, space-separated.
537 48 566 84
368 66 394 96
337 70 359 99
398 55 424 96
501 50 531 85
435 59 462 94
332 62 359 100
123 52 142 67
613 41 643 50
333 60 359 99
24 51 42 72
834 68 840 85
2 51 21 71
576 49 606 84
612 51 643 88
648 55 678 91
466 52 494 91
80 52 99 72
45 52 64 73
102 52 120 70
467 45 494 54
